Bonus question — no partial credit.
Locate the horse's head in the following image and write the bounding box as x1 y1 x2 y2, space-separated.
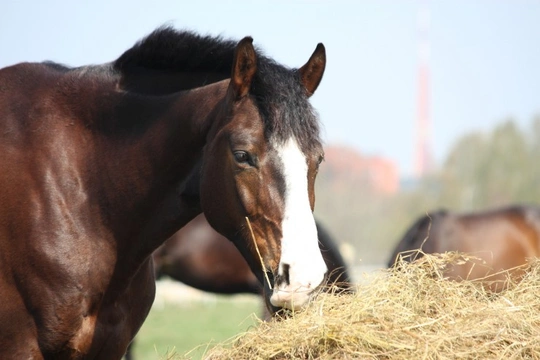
200 37 327 310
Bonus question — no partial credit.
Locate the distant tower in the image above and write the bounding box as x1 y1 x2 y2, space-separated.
414 0 434 178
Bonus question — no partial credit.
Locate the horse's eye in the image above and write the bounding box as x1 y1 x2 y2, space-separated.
317 155 324 167
234 151 250 164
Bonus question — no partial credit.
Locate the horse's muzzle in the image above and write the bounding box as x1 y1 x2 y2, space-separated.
269 271 325 310
267 254 327 310
269 286 316 310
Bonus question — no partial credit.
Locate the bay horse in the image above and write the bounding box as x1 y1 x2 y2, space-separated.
0 26 329 359
388 205 540 291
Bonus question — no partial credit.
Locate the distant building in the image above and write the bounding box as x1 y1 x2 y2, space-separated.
322 145 400 195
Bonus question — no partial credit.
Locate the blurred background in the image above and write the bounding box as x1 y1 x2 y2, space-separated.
3 1 540 358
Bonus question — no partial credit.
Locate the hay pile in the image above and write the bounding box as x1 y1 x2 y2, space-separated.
203 253 540 359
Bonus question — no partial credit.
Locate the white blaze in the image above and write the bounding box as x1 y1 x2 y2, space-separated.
270 138 327 309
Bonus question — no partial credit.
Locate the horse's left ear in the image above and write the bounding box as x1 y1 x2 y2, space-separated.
299 43 326 97
230 37 257 99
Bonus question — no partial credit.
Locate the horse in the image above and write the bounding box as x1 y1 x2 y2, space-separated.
124 214 352 360
388 205 540 291
0 26 329 358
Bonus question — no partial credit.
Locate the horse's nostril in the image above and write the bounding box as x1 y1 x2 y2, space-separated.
266 270 275 287
280 263 290 285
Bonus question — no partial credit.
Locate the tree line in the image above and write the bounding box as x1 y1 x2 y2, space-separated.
315 115 540 266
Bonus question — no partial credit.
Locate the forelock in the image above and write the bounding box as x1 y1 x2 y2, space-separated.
251 61 322 155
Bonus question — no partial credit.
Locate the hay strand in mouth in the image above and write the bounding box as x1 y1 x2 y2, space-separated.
245 216 273 290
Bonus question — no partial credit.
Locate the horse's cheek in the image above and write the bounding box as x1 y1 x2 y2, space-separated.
235 173 258 216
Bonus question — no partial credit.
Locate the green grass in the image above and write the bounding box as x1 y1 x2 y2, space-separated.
130 295 261 360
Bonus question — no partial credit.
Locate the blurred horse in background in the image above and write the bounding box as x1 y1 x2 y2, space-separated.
125 214 352 359
388 205 540 291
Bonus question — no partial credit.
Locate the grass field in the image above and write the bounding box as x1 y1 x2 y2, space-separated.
129 293 261 360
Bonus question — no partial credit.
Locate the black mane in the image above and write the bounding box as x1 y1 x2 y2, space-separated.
404 209 448 247
114 26 322 152
114 26 241 74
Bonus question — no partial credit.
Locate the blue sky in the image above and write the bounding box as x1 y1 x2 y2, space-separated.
2 1 539 177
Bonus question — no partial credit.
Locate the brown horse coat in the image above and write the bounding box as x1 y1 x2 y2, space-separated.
0 27 328 359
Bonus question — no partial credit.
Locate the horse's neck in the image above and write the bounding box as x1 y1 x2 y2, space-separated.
90 80 229 259
119 69 230 95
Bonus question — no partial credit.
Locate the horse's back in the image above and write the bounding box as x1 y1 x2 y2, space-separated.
449 206 540 259
444 207 538 288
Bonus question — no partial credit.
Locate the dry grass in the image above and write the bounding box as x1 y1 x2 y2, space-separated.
201 253 540 359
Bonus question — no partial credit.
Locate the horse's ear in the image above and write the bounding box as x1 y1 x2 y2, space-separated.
299 43 326 97
230 36 257 99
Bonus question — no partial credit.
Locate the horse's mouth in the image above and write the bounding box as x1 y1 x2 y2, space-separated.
268 272 326 310
269 285 318 310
